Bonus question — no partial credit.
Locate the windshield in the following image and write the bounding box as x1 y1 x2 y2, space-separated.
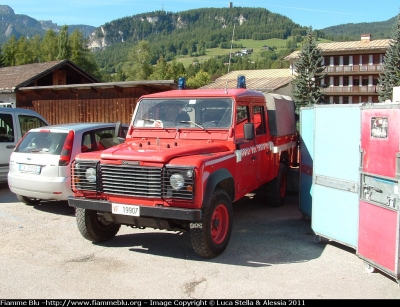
133 98 233 129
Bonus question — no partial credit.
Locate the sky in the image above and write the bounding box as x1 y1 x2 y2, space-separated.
3 0 399 30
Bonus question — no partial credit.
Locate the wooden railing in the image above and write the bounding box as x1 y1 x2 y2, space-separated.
322 86 379 93
324 64 383 73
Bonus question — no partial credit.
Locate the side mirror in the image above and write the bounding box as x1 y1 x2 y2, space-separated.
115 121 125 142
244 123 254 140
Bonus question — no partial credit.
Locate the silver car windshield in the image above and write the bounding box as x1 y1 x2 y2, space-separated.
133 98 233 129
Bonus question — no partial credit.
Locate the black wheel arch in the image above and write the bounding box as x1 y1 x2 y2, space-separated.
201 168 234 209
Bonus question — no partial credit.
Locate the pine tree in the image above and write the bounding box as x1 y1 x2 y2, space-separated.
378 12 400 102
57 25 71 60
291 27 327 113
41 30 59 62
69 29 100 78
2 35 18 66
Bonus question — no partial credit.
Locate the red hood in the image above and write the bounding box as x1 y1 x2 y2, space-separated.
100 140 230 163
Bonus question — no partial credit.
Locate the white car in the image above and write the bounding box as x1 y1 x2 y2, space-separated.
8 122 127 205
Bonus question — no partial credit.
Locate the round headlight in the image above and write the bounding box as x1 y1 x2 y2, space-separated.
170 173 184 190
85 168 96 183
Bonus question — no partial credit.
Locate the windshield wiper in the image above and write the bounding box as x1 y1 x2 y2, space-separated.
178 121 206 130
142 118 164 128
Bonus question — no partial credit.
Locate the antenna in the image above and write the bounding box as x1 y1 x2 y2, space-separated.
228 23 235 74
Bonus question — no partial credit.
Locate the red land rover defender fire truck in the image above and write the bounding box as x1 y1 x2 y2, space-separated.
68 76 297 258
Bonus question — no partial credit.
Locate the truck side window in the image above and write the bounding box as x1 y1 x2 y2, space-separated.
253 106 266 135
236 106 250 139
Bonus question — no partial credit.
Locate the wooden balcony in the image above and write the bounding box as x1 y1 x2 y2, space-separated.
324 64 383 73
322 86 379 94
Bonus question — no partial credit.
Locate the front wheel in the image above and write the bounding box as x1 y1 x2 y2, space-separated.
76 208 120 242
266 163 287 207
190 189 232 258
16 194 41 206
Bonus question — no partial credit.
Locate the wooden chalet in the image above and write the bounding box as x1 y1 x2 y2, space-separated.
0 60 177 125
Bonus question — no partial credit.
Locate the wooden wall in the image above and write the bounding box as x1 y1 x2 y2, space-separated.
31 98 137 125
16 86 162 125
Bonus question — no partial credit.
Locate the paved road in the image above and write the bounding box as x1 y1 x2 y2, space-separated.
0 181 400 299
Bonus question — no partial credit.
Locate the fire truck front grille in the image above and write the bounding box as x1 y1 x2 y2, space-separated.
100 164 162 197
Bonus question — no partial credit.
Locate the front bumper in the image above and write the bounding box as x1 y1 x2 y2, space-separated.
68 196 202 222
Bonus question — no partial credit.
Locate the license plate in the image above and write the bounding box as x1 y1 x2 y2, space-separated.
112 203 140 216
19 164 41 174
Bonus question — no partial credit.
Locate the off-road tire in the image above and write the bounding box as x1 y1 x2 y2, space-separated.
190 189 232 258
16 194 41 206
76 208 120 242
266 163 287 207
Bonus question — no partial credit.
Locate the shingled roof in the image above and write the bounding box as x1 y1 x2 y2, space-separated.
284 36 390 61
0 59 99 92
200 69 294 92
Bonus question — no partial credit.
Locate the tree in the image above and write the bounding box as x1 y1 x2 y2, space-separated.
2 35 18 66
149 56 170 80
69 29 100 78
378 12 400 102
15 36 32 65
186 70 211 88
125 40 153 81
57 25 71 60
291 27 327 113
41 30 59 62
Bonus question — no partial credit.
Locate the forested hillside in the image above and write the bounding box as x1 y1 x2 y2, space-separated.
91 7 311 76
321 16 396 41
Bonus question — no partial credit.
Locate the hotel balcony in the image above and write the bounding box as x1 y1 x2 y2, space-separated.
323 64 383 74
322 86 379 94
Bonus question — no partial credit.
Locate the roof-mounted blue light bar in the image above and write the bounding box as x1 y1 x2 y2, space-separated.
237 75 246 89
178 77 186 90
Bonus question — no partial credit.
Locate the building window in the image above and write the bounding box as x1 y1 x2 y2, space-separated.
353 78 360 86
343 96 349 104
343 56 350 65
334 76 340 86
362 78 369 86
373 77 379 85
343 76 349 86
333 97 340 104
373 54 381 65
334 56 340 65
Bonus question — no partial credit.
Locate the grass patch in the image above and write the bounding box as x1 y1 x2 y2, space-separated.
175 37 332 68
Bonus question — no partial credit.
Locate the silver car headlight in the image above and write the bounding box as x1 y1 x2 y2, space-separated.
170 173 185 190
85 167 97 183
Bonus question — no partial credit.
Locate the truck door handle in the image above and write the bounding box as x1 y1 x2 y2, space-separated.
6 145 15 149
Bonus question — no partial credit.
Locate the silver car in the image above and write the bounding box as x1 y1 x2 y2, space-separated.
0 108 49 182
8 122 127 205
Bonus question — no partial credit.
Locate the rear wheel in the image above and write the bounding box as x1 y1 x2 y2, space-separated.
190 189 232 258
76 208 120 242
16 194 41 206
266 163 287 207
